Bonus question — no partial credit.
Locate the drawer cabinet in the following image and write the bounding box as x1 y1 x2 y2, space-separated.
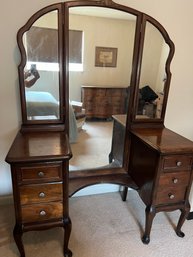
129 129 193 245
5 131 72 257
156 155 192 205
81 86 127 118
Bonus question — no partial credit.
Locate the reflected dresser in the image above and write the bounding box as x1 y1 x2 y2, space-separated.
81 86 127 119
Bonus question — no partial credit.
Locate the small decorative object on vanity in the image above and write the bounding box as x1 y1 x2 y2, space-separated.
5 0 193 256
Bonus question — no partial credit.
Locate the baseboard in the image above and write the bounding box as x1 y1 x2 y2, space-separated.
187 212 193 220
0 195 13 205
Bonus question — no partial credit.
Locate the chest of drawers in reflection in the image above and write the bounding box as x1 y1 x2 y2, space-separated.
81 86 127 119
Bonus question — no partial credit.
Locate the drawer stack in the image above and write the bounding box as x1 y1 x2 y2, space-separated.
16 162 64 224
156 155 192 205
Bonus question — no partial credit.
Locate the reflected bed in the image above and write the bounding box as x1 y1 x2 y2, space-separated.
25 91 59 118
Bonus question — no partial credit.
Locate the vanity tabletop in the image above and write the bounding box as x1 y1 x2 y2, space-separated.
132 127 193 154
6 131 72 163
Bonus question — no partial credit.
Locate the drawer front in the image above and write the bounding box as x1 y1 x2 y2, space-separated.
162 155 192 172
156 186 187 205
21 202 63 223
19 163 62 183
106 89 124 97
158 172 190 187
20 183 63 205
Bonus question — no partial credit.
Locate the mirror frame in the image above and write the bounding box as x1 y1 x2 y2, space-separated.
16 0 175 195
130 14 175 127
17 3 66 132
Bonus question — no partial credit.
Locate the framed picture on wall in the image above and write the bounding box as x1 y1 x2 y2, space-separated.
95 47 118 67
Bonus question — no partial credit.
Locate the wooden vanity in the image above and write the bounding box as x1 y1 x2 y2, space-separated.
5 0 193 256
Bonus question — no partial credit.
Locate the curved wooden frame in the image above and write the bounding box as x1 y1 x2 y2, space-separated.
16 0 175 196
17 4 65 131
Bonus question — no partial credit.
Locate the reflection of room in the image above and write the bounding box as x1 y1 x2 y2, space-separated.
136 22 169 119
69 8 136 170
69 9 136 101
24 11 60 120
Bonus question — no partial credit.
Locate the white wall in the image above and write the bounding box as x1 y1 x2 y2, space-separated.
69 14 136 101
1 0 193 206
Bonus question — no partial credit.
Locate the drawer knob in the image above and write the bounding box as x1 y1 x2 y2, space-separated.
168 193 175 199
176 161 182 167
39 192 46 198
173 178 178 184
38 171 45 177
39 210 46 216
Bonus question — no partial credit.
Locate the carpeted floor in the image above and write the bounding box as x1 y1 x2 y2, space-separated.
1 190 193 257
69 120 113 170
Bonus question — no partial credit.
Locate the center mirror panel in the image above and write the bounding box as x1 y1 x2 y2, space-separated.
68 6 137 171
23 10 60 121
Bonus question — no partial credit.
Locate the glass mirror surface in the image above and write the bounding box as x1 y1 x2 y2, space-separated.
136 21 169 119
23 11 60 120
68 6 137 171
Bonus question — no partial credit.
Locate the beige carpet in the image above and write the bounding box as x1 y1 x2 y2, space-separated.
70 120 113 170
1 190 193 257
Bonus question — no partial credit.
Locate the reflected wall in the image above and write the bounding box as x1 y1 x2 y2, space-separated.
68 7 137 171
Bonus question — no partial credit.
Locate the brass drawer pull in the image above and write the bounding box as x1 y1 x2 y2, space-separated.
39 210 46 216
172 178 178 184
39 192 46 198
176 161 182 167
168 193 175 199
38 171 45 177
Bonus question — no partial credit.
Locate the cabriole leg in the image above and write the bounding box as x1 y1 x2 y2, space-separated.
13 224 25 257
176 203 190 238
63 217 72 257
142 205 156 244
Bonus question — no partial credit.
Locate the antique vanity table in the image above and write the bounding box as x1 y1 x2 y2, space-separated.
5 0 193 256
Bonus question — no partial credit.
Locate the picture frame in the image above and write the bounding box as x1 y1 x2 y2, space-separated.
95 46 118 67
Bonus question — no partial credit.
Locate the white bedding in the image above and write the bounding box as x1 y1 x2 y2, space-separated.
26 91 59 118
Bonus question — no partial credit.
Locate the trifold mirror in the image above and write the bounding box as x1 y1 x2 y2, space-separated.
17 0 174 194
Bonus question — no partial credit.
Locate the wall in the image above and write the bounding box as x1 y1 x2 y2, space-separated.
1 0 193 206
69 14 136 101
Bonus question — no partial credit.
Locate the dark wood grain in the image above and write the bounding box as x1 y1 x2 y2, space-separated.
6 131 72 163
20 183 63 205
21 202 63 223
131 127 193 153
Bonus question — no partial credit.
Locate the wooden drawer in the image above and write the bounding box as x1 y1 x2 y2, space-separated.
158 172 190 187
162 155 192 172
156 186 187 205
20 183 63 205
18 163 62 183
21 202 63 223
